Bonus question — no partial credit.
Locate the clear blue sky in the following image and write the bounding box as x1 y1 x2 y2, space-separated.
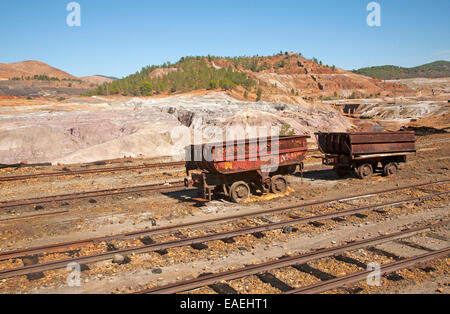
1 0 449 78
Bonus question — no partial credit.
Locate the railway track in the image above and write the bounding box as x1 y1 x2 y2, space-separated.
135 223 449 294
1 179 447 260
0 181 447 282
0 161 185 183
0 150 324 184
0 138 443 185
285 247 449 294
0 180 186 211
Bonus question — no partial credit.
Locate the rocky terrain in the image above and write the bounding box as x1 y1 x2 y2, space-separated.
239 55 414 100
325 96 449 126
388 78 450 95
320 78 450 132
94 54 414 103
0 92 352 165
0 60 76 80
0 80 89 97
0 57 448 166
0 130 448 295
210 54 415 100
0 61 114 97
0 58 448 297
80 76 115 86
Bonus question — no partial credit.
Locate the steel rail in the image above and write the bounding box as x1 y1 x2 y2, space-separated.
0 181 186 210
0 191 447 280
1 174 447 212
0 181 448 261
136 224 445 294
0 161 185 183
286 247 450 294
0 210 70 222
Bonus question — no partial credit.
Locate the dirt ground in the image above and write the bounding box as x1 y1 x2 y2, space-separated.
0 131 448 294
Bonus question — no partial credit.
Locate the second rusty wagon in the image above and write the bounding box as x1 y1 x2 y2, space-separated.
184 135 309 202
316 131 416 179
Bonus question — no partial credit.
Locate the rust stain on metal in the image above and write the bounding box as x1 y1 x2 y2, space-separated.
316 132 416 157
186 135 310 175
315 131 417 179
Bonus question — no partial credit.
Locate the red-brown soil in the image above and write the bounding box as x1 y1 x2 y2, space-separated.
80 76 114 85
208 54 414 101
0 56 416 101
0 60 76 80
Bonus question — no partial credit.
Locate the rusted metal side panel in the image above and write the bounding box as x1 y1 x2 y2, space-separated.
214 150 307 174
185 136 309 175
351 142 416 155
349 132 416 155
349 132 415 144
316 132 416 156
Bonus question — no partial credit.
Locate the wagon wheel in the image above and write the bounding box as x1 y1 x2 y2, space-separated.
271 175 288 194
357 164 373 180
230 181 250 203
383 162 398 177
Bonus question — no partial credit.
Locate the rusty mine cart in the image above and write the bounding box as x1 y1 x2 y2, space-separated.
316 131 416 179
184 135 310 202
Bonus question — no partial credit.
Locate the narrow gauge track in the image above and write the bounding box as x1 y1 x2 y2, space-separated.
0 184 447 281
0 181 186 211
1 179 448 261
0 149 322 183
136 224 449 294
0 210 70 223
285 247 449 294
0 161 185 183
1 173 448 213
0 139 444 184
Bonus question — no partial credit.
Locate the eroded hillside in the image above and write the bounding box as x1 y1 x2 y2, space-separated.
89 54 413 103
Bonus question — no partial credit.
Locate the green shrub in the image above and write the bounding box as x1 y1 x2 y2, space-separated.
280 123 296 136
207 80 218 90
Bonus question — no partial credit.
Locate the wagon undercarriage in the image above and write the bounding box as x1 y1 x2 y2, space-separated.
186 164 300 202
184 136 309 203
317 132 416 180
